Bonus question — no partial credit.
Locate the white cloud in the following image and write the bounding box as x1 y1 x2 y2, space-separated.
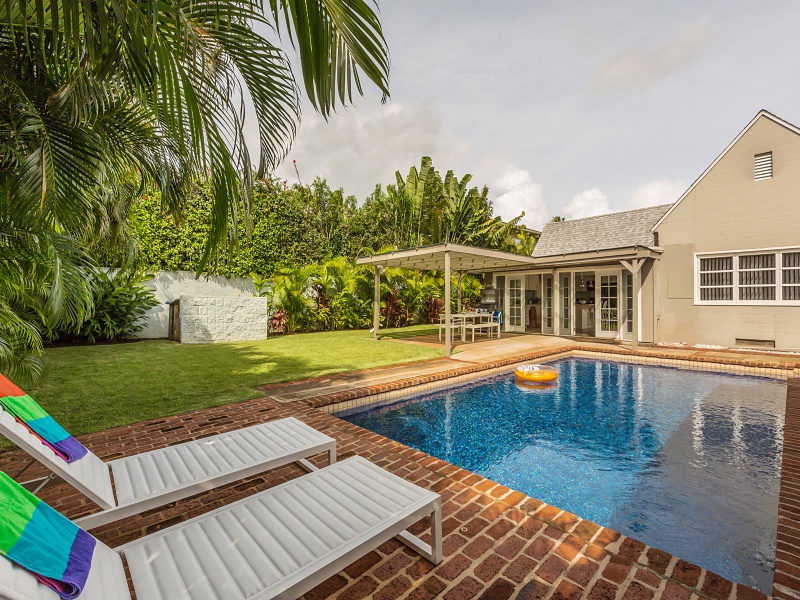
629 179 686 209
594 24 714 92
561 188 610 220
269 100 472 201
491 166 549 230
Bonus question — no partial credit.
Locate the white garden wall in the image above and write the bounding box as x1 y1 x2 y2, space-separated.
136 271 258 339
178 296 268 343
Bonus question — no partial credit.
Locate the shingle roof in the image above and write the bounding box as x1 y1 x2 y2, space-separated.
533 204 672 258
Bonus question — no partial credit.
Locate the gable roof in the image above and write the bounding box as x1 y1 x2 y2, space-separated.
651 109 800 231
533 204 671 258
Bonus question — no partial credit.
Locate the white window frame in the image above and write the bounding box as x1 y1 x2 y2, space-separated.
694 246 800 306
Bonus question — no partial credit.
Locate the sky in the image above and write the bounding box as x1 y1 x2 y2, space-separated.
245 1 800 231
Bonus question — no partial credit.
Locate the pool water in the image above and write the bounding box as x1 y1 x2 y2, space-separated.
337 358 786 591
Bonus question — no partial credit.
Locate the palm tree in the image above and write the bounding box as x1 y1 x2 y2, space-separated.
0 0 390 376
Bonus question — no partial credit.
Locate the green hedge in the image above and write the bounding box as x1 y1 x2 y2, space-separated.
131 177 387 277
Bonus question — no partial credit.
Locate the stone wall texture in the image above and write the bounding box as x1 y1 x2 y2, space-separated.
178 296 268 343
133 271 257 339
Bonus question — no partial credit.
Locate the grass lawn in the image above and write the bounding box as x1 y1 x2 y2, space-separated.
17 328 442 441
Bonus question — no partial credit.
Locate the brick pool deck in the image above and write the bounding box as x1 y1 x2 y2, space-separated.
1 341 798 600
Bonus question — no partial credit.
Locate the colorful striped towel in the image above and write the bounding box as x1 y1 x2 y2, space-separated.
0 472 96 599
0 374 88 463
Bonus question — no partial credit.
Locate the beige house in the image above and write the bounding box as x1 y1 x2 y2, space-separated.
486 110 800 351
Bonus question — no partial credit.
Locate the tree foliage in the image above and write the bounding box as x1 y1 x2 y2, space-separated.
0 0 390 377
361 157 525 251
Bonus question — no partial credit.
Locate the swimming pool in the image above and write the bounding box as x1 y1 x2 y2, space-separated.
337 357 786 591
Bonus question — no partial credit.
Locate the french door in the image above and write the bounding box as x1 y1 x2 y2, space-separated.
622 271 634 340
506 277 525 333
542 275 554 334
596 273 619 338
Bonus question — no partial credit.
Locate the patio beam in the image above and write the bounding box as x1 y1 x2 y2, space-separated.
445 250 452 357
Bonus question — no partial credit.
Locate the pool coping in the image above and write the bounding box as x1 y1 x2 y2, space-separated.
300 345 797 599
317 346 794 415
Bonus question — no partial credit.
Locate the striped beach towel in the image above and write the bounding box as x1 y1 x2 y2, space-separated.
0 472 96 599
0 374 88 463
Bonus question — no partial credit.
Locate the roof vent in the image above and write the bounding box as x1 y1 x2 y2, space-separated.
754 152 773 180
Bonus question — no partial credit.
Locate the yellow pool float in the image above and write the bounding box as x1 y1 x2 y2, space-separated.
514 364 558 383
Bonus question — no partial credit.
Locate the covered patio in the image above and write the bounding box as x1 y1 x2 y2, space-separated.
356 243 538 357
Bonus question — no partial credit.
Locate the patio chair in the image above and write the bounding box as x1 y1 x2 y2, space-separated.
438 314 464 341
0 399 336 529
463 311 502 342
0 456 442 600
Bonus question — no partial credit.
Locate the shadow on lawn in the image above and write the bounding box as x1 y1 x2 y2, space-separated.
379 326 438 340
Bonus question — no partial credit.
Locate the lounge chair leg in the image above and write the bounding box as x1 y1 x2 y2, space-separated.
430 503 443 563
20 473 62 494
396 505 443 564
297 459 318 472
328 445 337 466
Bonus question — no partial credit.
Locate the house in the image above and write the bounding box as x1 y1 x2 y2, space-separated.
486 110 800 351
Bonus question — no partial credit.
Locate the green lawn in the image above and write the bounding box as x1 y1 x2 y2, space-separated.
18 329 441 441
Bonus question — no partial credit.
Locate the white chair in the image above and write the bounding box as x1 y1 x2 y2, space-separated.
463 312 502 342
438 315 464 341
0 408 336 529
0 456 443 600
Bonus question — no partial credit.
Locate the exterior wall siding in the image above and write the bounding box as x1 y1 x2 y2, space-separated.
655 115 800 350
640 260 656 343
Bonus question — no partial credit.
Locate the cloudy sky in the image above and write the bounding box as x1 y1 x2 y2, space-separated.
247 1 800 230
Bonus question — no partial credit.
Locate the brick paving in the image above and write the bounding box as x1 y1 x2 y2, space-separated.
0 344 795 600
774 377 800 600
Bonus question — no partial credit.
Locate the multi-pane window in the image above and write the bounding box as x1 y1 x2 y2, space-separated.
699 257 733 301
738 254 775 300
696 248 800 304
784 253 800 301
561 274 570 331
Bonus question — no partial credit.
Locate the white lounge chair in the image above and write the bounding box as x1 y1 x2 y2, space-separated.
0 456 443 600
0 408 336 529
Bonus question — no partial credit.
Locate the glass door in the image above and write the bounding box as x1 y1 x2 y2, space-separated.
542 275 554 334
597 274 619 337
561 273 571 335
622 271 634 340
496 276 505 328
507 277 525 333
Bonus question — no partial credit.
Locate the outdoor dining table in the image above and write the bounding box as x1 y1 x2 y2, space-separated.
451 312 494 342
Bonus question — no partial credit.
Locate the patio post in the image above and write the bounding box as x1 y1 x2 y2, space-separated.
632 259 641 351
457 273 463 313
444 250 452 357
621 258 643 351
373 265 381 340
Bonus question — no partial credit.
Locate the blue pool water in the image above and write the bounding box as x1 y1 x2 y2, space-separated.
338 358 786 591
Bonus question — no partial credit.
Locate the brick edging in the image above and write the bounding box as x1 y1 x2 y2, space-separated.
774 377 800 599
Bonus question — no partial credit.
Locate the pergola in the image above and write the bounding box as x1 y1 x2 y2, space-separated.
356 243 538 357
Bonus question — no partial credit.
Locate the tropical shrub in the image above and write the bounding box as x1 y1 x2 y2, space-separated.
425 297 444 324
269 309 288 334
250 257 485 333
48 269 158 343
